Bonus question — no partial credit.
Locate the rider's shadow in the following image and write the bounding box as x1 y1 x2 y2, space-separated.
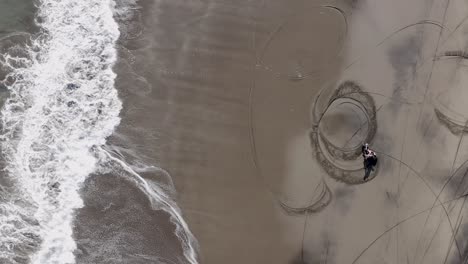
363 156 378 181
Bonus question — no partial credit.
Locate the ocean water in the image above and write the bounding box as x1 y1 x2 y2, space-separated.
0 0 198 263
0 0 36 35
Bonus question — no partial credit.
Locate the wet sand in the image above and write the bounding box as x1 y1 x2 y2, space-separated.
110 0 302 262
76 0 468 263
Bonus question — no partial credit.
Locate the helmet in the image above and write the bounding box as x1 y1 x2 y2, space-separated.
363 143 369 151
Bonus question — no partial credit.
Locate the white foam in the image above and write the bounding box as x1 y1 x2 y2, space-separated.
0 0 199 263
0 0 121 263
98 148 199 264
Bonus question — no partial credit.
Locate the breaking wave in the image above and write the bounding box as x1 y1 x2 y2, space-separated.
0 0 198 263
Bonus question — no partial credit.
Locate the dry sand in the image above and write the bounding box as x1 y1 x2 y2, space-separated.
79 0 468 263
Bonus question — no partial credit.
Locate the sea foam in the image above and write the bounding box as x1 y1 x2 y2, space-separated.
0 0 198 263
0 0 121 262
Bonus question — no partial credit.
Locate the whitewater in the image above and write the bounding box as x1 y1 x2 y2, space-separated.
0 0 198 263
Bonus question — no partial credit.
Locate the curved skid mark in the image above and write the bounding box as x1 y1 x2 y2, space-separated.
440 50 468 59
312 81 426 143
351 192 468 264
433 49 468 137
247 1 311 227
248 7 346 262
443 197 467 264
256 5 348 79
314 91 418 128
321 5 349 56
450 165 468 202
311 81 379 184
248 8 460 264
420 208 449 263
313 82 378 145
247 6 320 256
257 4 349 61
443 125 467 262
344 20 454 71
395 4 459 263
248 4 345 208
439 13 468 49
248 0 273 195
345 3 466 263
318 97 373 159
278 179 332 215
258 16 454 156
312 135 381 184
248 34 328 230
435 55 468 63
319 99 370 151
377 151 466 263
433 88 468 136
322 20 453 123
396 11 466 261
413 117 467 264
342 105 384 149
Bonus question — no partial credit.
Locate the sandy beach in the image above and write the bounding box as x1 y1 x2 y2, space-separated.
88 0 468 263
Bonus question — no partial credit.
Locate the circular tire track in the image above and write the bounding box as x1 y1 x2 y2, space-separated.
278 179 332 215
311 80 379 184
